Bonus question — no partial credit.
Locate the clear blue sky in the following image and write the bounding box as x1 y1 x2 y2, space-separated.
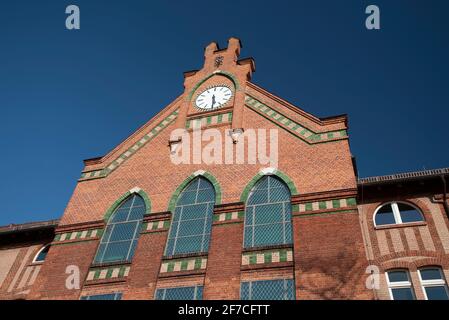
1 0 448 225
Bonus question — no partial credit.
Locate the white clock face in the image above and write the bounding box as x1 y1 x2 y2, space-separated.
195 86 232 110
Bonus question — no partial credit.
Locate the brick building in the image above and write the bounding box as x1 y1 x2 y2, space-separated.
1 38 449 300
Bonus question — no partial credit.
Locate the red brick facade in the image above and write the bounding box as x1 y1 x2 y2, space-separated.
1 38 448 300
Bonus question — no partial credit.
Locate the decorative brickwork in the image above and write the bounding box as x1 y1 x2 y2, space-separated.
86 265 131 281
297 198 357 213
160 257 208 274
245 95 347 144
186 112 232 129
142 220 170 232
79 110 179 181
213 211 244 222
53 229 102 243
242 248 293 266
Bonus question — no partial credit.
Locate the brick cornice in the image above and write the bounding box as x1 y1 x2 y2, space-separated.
213 201 244 214
291 188 358 204
55 220 104 234
143 212 171 222
246 81 347 127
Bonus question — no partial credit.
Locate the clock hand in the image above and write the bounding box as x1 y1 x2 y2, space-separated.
211 94 216 108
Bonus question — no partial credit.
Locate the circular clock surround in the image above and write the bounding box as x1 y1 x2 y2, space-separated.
195 86 233 110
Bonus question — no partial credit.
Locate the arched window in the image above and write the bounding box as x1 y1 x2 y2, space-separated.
33 244 50 263
374 202 424 227
244 175 292 248
165 177 215 256
94 194 146 264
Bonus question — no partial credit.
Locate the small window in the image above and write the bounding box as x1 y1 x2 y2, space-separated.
155 286 203 300
374 202 424 227
33 245 50 263
240 279 295 300
418 267 449 300
80 292 122 300
386 270 416 300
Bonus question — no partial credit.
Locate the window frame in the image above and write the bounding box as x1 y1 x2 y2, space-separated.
373 201 424 227
32 244 50 263
240 278 296 300
93 194 146 265
418 267 449 300
80 292 122 300
155 285 203 300
243 175 293 249
164 177 215 257
385 269 416 300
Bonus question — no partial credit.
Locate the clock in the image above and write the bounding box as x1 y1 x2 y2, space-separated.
195 86 232 110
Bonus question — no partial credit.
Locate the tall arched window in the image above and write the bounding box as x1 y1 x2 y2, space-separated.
94 194 146 264
165 177 215 256
244 175 292 248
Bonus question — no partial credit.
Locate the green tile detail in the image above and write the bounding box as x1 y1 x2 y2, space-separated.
163 220 170 229
167 262 175 273
249 254 257 265
225 212 232 220
93 269 101 280
319 201 327 210
245 95 348 145
81 110 178 181
264 252 272 264
206 116 212 125
194 258 202 270
217 114 223 123
347 198 357 206
106 268 113 279
279 250 287 262
118 266 126 277
54 234 61 241
238 211 245 219
305 203 313 211
332 199 341 208
292 204 299 212
180 260 189 271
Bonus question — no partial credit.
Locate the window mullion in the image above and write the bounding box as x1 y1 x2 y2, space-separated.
392 202 402 224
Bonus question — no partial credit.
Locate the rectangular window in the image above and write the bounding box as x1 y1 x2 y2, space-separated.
80 292 122 300
155 286 203 300
419 268 449 300
240 279 295 300
386 270 415 300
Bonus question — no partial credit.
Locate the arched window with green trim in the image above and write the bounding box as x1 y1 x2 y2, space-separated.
94 194 146 264
244 175 292 248
165 177 215 256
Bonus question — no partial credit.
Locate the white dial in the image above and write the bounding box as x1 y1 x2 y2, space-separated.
195 86 232 110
